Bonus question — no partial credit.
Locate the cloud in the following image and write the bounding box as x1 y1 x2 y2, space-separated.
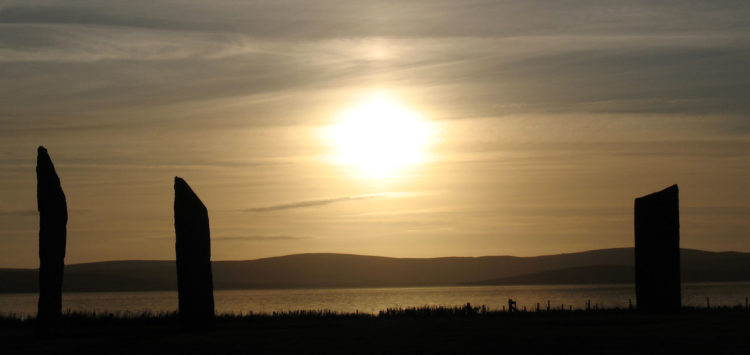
0 23 286 63
240 192 419 212
3 1 748 38
148 234 309 241
2 30 749 129
682 206 750 217
240 194 385 212
214 235 310 242
0 209 37 217
1 1 749 132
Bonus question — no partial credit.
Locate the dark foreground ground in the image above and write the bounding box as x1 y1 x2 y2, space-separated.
2 307 749 354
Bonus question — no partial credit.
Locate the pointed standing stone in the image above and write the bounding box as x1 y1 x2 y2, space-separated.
174 177 215 328
634 184 681 312
36 146 67 330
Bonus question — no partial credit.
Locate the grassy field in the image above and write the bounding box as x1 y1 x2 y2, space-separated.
3 306 749 354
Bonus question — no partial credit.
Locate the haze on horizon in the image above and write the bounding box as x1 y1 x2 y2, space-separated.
2 1 750 268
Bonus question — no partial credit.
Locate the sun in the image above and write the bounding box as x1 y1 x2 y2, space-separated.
325 92 433 178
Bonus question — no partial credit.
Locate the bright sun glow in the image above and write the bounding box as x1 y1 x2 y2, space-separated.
326 92 433 178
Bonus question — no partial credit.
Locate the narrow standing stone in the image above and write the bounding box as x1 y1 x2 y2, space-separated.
36 146 67 330
634 184 681 312
174 177 215 328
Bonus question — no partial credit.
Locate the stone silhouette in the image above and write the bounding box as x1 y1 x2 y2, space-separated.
36 146 68 330
174 177 215 328
634 184 681 312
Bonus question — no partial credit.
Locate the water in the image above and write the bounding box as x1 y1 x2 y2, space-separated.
2 283 749 318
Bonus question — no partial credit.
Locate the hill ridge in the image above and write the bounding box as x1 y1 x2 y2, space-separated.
1 248 749 293
13 247 746 268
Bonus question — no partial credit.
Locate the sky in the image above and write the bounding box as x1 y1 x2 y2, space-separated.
2 1 750 268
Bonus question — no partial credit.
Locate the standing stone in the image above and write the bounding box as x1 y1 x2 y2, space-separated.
174 177 215 328
634 184 681 312
36 146 67 329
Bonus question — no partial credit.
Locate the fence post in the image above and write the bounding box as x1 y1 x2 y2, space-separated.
508 298 517 312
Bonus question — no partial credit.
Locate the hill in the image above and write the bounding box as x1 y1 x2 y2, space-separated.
1 248 749 292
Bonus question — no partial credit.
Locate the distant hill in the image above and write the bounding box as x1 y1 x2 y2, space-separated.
1 248 749 293
465 264 750 285
465 265 636 285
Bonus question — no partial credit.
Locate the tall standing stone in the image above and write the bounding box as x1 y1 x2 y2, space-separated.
36 146 67 329
174 177 215 328
634 184 681 312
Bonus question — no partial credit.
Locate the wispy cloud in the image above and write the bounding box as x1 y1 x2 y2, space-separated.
0 209 37 217
240 192 418 212
241 194 383 212
214 235 310 242
2 1 750 126
148 234 310 241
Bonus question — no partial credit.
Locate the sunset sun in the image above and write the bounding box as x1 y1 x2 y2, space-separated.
326 92 433 178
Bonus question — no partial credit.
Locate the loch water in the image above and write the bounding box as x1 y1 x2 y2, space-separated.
2 283 749 317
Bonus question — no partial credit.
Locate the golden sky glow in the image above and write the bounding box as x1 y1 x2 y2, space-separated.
1 1 750 267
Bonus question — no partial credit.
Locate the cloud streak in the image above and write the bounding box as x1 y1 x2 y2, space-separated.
0 209 37 217
214 235 310 242
241 194 385 212
240 192 418 212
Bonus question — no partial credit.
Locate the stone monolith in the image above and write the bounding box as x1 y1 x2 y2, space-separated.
634 184 681 312
174 177 215 328
36 146 67 329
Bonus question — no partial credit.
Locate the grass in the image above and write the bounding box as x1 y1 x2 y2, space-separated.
2 303 748 325
2 306 749 354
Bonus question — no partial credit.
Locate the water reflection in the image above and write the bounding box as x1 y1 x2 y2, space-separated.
1 283 749 317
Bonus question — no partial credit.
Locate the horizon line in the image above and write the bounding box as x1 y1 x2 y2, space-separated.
3 246 748 269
